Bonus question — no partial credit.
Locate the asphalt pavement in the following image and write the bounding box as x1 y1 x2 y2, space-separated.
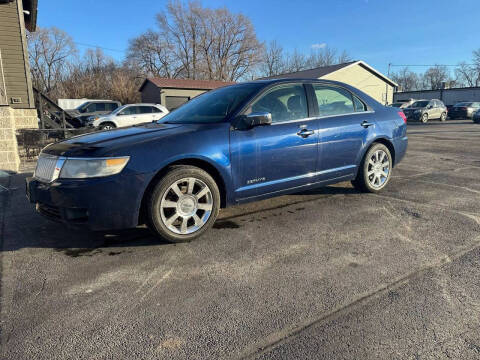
1 119 480 359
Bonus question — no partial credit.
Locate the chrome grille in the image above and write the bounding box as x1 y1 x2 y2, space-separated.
34 155 58 182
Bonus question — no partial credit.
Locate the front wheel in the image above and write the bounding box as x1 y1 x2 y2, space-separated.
352 143 393 193
421 113 428 123
99 122 116 130
440 112 447 121
146 166 220 242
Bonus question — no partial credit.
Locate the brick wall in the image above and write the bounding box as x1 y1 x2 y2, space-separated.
0 105 37 172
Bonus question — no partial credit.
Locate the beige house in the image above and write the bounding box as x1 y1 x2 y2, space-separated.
139 78 235 110
0 0 38 172
263 60 397 105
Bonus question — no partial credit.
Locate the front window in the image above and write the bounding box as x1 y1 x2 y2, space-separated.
246 84 308 123
118 106 139 116
160 83 262 124
410 101 429 108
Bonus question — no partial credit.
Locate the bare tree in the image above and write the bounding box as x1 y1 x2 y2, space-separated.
60 48 140 104
259 40 286 77
126 30 179 78
454 62 479 87
390 67 420 91
257 44 351 77
27 27 77 95
422 65 451 90
128 0 262 81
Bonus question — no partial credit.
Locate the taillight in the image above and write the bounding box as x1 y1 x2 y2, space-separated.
398 111 407 124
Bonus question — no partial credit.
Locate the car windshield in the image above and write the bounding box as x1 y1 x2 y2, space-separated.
75 102 88 110
160 83 263 124
454 102 472 107
111 104 129 115
410 101 429 108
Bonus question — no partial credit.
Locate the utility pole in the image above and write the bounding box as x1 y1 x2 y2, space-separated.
385 63 392 105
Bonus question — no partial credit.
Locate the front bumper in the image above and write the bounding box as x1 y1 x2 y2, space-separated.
404 113 422 121
26 173 150 231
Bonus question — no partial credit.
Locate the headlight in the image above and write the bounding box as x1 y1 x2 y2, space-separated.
59 157 129 179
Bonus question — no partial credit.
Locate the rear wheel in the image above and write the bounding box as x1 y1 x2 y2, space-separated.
146 166 220 243
421 113 428 123
440 112 447 122
352 143 392 193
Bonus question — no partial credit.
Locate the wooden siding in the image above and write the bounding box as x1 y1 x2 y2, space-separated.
321 63 394 105
140 81 161 104
0 0 33 109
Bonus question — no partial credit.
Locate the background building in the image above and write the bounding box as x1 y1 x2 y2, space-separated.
139 78 235 111
262 60 397 105
0 0 38 172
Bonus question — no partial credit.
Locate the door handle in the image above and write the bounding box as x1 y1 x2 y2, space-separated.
361 120 374 128
297 128 314 138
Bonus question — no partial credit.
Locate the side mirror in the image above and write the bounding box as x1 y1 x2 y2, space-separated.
427 105 433 109
245 112 272 127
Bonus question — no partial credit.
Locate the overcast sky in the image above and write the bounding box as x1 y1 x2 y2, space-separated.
37 0 480 75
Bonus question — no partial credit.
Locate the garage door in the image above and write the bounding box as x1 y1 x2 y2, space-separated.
165 96 190 110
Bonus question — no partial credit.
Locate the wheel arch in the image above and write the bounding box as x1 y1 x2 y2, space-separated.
99 120 117 128
138 157 228 225
361 137 396 168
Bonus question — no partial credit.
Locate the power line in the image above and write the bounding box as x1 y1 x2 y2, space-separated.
390 64 475 67
74 41 125 53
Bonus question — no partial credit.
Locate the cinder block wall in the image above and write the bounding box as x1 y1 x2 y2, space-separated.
0 105 37 172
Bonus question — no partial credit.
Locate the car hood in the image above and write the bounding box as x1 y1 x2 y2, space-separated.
42 122 184 157
65 109 81 117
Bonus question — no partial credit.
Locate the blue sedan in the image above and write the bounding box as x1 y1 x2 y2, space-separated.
26 79 408 242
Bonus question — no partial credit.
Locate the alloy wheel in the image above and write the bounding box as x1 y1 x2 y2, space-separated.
367 150 390 189
159 177 213 235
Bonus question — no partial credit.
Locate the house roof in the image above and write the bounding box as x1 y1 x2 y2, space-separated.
259 61 356 80
261 60 398 87
139 78 236 92
22 0 38 32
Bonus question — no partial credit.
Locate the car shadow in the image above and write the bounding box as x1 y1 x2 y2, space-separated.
2 173 358 253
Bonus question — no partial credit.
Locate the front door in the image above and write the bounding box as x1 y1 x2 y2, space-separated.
230 83 318 200
312 84 375 181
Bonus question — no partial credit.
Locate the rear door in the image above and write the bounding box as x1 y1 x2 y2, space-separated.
312 84 375 181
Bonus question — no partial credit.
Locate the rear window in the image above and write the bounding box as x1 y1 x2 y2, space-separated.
454 102 472 107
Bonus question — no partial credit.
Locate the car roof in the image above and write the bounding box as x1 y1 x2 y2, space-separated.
123 103 165 106
241 78 350 86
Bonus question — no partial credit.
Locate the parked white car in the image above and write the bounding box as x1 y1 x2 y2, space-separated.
91 103 169 130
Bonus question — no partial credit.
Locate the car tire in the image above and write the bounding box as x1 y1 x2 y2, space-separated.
440 112 447 121
99 122 116 130
351 143 393 193
421 113 428 123
146 165 220 243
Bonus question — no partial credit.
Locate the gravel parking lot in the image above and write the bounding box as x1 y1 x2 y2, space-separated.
1 119 480 360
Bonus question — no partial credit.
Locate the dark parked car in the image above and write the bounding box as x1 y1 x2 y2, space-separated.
26 79 408 242
448 102 480 119
403 99 447 123
65 100 122 127
473 109 480 124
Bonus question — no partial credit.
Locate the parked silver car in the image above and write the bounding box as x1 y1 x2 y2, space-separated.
402 99 447 123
